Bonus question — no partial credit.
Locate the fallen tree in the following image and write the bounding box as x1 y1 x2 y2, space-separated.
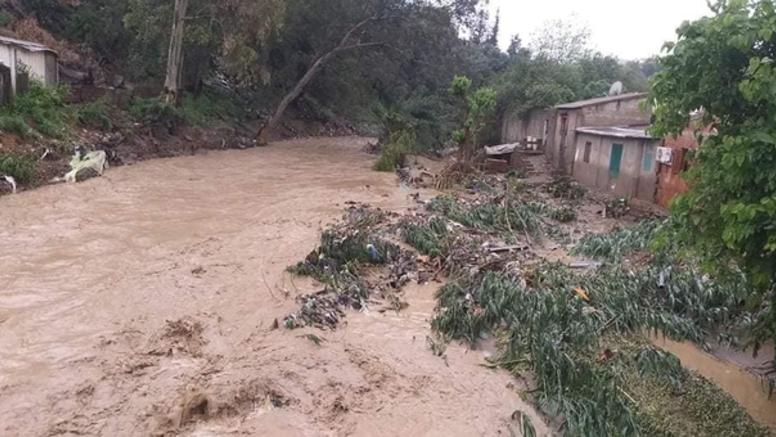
256 15 385 145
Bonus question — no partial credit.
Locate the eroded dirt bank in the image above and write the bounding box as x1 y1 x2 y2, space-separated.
0 137 547 436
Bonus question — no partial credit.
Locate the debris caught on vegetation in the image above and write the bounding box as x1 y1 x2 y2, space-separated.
546 175 586 200
285 165 770 436
283 204 419 329
604 197 631 218
63 147 109 183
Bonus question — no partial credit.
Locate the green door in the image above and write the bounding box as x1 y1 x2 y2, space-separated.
609 143 623 179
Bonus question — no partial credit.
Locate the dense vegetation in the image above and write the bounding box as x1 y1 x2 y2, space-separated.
4 0 652 151
650 0 776 358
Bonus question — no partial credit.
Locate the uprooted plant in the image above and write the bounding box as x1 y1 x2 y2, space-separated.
284 205 417 329
431 256 767 436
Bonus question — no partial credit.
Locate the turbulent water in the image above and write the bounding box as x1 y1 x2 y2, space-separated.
0 137 548 436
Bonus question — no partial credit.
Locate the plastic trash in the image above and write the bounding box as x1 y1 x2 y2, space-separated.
64 147 108 183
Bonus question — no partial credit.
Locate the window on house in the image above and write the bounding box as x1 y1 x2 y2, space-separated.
642 146 654 172
583 141 592 163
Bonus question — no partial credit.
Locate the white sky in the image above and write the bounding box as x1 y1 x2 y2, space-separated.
488 0 712 60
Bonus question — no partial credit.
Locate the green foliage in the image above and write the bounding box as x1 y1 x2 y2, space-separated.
450 75 497 157
649 0 776 352
432 259 762 435
374 130 413 172
7 81 71 139
427 195 547 237
573 221 661 262
0 153 36 184
179 92 246 125
0 114 34 139
546 175 586 200
0 81 70 139
401 217 450 258
0 10 15 27
550 206 577 223
128 97 182 125
74 99 112 130
450 75 472 98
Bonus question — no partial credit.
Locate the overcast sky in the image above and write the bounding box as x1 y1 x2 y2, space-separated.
488 0 712 60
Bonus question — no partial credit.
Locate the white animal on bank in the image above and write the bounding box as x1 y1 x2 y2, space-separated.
1 175 17 193
64 147 108 183
609 81 624 96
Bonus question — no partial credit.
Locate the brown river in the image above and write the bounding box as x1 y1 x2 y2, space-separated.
0 137 550 436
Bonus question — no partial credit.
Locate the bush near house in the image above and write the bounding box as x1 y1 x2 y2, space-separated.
0 80 71 140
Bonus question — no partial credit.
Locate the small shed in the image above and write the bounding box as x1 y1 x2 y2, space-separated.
0 35 58 102
572 126 660 202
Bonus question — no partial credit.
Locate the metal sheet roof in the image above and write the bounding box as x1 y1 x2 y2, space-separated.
576 126 656 139
555 92 647 110
0 35 56 55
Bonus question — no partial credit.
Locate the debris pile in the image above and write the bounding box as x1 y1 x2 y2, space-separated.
285 169 771 435
283 204 419 329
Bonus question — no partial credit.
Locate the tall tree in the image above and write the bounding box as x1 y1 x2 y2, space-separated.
650 0 776 354
528 18 592 63
162 0 188 105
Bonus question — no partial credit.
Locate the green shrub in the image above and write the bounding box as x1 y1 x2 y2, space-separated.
128 97 181 124
11 81 71 139
374 130 413 172
0 153 36 184
179 91 244 126
0 114 34 139
550 206 577 222
75 99 112 130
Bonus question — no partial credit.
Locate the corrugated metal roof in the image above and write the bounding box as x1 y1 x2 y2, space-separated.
555 92 647 110
576 126 656 139
0 35 56 55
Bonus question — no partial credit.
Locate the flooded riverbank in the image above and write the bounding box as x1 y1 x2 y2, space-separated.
653 336 776 430
0 137 547 436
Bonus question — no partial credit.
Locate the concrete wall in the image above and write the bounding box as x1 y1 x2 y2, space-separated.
501 108 556 150
549 96 652 173
572 132 659 202
655 125 708 208
0 45 58 89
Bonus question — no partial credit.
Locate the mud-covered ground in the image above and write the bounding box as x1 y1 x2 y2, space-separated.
0 137 549 436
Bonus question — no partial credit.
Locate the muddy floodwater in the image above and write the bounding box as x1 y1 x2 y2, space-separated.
0 137 548 436
653 337 776 430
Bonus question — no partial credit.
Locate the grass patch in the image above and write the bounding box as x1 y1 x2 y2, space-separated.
0 114 34 139
0 153 36 183
0 81 71 140
74 99 112 130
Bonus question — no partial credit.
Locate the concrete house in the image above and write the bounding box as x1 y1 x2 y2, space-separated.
550 93 650 174
572 126 661 202
501 108 556 151
0 35 58 103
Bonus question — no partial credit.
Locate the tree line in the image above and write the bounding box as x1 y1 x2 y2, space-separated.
14 0 653 148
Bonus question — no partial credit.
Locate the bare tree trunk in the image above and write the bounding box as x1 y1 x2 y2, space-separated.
163 0 188 107
256 17 381 146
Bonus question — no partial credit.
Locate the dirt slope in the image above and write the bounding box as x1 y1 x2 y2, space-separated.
0 137 548 436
